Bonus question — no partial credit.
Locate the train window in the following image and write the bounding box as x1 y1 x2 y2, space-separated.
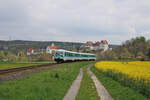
93 55 96 57
65 52 71 56
88 55 95 57
75 54 80 57
55 51 64 56
72 53 75 57
65 52 67 56
90 55 95 57
82 55 87 57
68 53 73 56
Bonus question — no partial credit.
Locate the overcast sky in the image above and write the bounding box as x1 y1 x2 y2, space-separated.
0 0 150 44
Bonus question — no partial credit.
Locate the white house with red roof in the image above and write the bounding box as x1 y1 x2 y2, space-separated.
99 40 109 51
27 48 34 55
46 43 58 54
27 48 43 55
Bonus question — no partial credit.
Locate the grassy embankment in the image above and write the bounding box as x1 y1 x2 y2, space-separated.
91 66 149 100
0 61 94 100
76 67 99 100
0 62 53 70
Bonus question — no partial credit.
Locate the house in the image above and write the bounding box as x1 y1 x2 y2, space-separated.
27 48 43 55
80 40 110 52
27 48 34 55
17 51 25 56
109 46 113 51
46 43 58 54
92 41 101 51
136 56 143 59
99 40 109 51
34 49 43 55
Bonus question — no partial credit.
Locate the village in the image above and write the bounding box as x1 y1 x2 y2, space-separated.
26 40 112 55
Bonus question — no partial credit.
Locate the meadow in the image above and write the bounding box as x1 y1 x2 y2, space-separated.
95 61 150 98
0 62 53 70
0 62 94 100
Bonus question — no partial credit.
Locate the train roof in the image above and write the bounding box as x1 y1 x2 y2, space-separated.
55 49 95 55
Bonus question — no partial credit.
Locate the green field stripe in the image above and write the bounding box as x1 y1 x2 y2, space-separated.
0 62 52 70
76 66 100 100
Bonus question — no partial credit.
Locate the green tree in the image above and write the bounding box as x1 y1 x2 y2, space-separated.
7 52 18 62
147 48 150 58
133 36 146 44
137 52 144 57
0 51 5 61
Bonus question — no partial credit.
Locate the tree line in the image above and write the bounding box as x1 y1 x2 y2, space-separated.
0 40 83 54
1 36 150 62
0 51 53 62
0 40 83 62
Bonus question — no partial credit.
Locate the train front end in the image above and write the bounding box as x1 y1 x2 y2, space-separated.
54 50 65 63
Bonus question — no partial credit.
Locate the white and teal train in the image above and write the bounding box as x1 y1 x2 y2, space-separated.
54 49 96 63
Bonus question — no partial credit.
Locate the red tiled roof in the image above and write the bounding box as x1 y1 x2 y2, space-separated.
27 48 34 52
95 41 100 45
48 46 58 49
136 56 143 59
87 41 93 45
34 49 41 52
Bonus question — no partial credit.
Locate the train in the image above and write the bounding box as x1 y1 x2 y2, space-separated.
54 49 96 63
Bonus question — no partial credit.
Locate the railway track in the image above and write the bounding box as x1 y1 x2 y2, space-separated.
0 63 57 75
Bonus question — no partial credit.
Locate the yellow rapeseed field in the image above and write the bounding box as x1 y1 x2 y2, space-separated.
95 61 150 81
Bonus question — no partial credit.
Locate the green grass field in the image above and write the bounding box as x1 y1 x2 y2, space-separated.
0 61 94 100
0 62 53 70
91 66 149 100
76 67 99 100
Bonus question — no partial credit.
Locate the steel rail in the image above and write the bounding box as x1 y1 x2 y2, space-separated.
0 63 57 75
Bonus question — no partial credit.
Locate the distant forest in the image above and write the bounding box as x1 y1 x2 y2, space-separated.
0 40 84 54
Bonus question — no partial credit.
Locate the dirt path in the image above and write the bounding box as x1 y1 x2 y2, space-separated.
88 67 114 100
63 68 83 100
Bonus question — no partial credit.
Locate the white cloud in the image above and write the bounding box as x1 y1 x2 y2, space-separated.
0 0 150 44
